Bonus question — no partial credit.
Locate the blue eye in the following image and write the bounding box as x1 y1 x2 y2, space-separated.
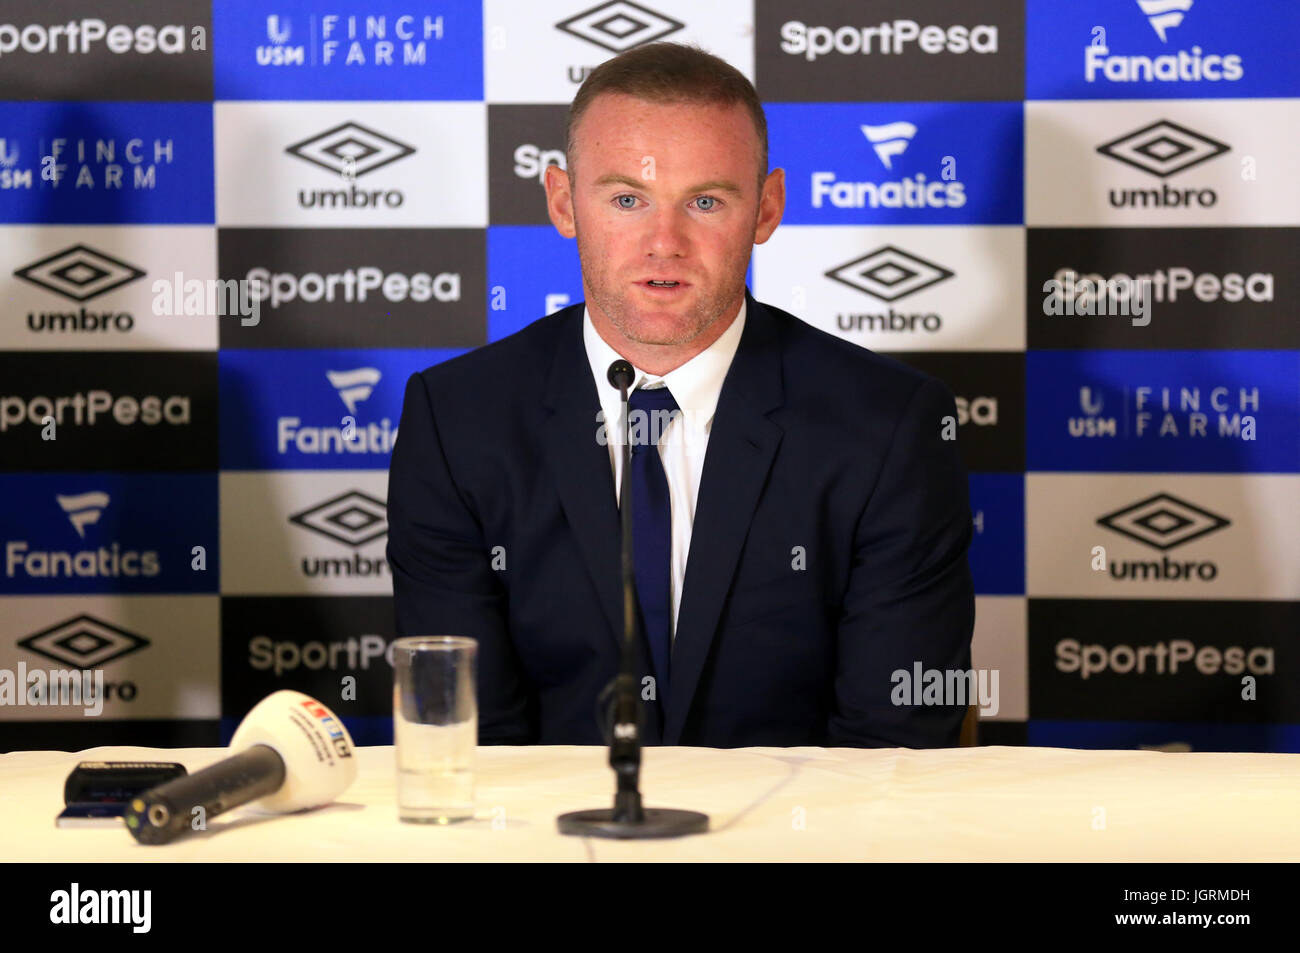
696 196 717 211
615 195 638 209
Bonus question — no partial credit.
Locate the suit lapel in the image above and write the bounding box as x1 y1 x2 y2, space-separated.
664 291 784 743
539 307 625 652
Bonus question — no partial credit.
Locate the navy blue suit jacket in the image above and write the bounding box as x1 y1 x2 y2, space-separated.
387 289 974 747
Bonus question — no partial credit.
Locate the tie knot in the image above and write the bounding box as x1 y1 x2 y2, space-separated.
627 385 680 451
628 384 679 414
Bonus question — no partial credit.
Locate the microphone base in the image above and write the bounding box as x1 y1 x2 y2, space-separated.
557 807 709 839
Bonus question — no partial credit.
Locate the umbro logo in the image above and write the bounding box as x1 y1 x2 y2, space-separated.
18 615 150 668
1097 120 1229 178
327 367 381 415
56 492 110 539
825 246 954 302
285 122 416 178
861 121 917 170
14 245 146 302
556 1 684 53
1136 0 1193 43
1097 492 1230 550
289 490 388 548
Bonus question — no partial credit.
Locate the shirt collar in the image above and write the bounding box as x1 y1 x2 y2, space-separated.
583 297 746 435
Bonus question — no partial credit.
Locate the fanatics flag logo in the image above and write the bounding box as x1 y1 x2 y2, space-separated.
556 1 683 53
1096 119 1230 177
327 367 381 415
14 245 145 301
285 122 416 178
1096 492 1230 550
1136 0 1194 43
18 614 150 668
825 246 954 302
289 490 388 547
861 122 916 170
56 491 109 539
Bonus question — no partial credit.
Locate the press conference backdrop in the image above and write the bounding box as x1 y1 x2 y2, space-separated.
0 0 1297 753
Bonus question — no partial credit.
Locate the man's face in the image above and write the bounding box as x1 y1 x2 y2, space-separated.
545 93 784 352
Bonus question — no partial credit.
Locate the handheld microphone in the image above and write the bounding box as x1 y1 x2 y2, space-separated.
124 690 357 845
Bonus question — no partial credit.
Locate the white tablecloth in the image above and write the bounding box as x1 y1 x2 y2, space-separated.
2 744 1297 861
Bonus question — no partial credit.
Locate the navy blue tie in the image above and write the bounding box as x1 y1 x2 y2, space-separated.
627 384 679 706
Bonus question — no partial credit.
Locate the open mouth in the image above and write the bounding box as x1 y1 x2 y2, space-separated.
641 279 687 290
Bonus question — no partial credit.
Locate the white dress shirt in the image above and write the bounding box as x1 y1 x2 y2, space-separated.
583 298 746 642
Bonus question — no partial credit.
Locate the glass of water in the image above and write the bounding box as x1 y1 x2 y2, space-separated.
392 636 477 824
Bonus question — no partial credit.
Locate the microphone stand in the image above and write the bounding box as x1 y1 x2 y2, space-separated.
557 360 709 838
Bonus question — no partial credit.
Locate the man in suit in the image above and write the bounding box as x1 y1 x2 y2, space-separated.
387 43 974 748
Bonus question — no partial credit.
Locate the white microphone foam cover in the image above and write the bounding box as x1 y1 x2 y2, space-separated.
229 690 358 812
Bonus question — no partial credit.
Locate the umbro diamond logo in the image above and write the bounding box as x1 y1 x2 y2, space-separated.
825 246 955 302
556 1 684 53
1097 492 1230 551
289 490 388 547
1096 120 1229 177
14 245 146 302
18 615 151 668
285 123 416 178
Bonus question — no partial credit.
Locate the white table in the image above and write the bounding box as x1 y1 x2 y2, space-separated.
2 744 1297 861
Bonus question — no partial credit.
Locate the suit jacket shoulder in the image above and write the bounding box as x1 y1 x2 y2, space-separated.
753 297 953 446
416 305 577 400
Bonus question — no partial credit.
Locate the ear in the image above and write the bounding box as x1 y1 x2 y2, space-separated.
754 168 785 245
544 164 577 238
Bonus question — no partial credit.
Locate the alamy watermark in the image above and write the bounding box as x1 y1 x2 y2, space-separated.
1042 269 1151 327
152 273 259 326
0 664 104 716
596 406 710 457
891 662 999 717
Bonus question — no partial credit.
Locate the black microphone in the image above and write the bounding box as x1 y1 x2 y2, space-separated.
124 691 357 845
556 361 708 838
607 359 634 392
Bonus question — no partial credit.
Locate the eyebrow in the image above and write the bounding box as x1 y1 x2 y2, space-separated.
591 173 745 196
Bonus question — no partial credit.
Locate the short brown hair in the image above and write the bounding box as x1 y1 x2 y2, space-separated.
565 42 768 188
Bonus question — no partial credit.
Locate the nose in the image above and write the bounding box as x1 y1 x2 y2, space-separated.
644 204 690 259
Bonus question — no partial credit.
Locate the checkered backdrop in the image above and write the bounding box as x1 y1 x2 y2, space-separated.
1 0 1297 752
